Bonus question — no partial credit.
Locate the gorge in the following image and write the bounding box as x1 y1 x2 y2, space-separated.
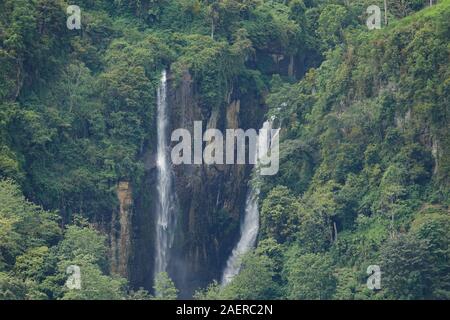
0 0 448 301
145 68 268 297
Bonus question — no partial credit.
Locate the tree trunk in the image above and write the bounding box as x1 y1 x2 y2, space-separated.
333 222 338 242
384 0 388 26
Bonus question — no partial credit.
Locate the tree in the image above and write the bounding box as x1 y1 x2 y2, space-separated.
296 209 331 254
410 208 450 298
333 267 360 300
222 253 280 300
58 225 108 270
317 4 349 48
60 259 127 300
0 272 27 300
0 179 61 268
284 251 336 300
207 2 220 40
255 238 284 275
384 0 388 25
391 0 426 18
13 246 53 283
260 186 301 243
297 181 341 252
128 287 153 300
193 280 222 300
381 234 433 299
153 272 178 300
376 164 408 238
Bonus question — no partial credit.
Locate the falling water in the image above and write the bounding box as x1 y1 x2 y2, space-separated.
154 70 177 282
221 121 276 285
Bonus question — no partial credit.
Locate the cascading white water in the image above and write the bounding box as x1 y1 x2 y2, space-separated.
154 70 176 282
221 184 260 285
221 121 276 285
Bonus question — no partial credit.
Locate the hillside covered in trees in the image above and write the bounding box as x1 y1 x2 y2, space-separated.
0 0 449 300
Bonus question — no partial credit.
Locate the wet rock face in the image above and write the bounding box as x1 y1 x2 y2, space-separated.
111 181 133 277
165 70 264 296
128 163 157 291
126 70 265 297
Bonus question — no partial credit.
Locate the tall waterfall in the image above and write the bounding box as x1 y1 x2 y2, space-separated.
154 70 177 283
221 121 276 285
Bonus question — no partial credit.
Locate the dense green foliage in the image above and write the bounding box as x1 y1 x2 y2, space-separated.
153 272 179 300
1 0 449 300
197 0 450 300
0 179 128 299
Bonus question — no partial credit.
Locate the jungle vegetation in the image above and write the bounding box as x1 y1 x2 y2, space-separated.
0 0 449 300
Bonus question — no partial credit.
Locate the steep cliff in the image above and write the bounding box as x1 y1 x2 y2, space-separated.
123 41 308 295
110 181 133 277
130 70 266 296
168 70 265 296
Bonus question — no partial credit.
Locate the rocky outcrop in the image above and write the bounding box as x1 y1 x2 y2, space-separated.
111 181 133 277
251 51 317 79
164 70 264 297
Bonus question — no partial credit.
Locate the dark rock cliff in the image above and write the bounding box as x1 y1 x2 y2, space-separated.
167 71 265 296
122 69 264 297
124 51 301 296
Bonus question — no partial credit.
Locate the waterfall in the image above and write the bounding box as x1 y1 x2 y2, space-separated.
221 121 276 285
154 70 177 283
221 184 260 285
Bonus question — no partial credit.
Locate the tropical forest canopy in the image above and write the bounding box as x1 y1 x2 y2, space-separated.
0 0 449 300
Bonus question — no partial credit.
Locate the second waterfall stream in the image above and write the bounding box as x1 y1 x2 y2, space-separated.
154 70 177 288
221 121 279 285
